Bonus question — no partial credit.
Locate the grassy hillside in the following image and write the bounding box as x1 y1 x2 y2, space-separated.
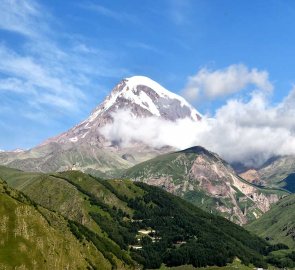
0 166 294 269
0 178 120 270
246 194 295 249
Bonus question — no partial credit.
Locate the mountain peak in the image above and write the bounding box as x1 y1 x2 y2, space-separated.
124 75 181 100
179 146 212 155
87 75 202 123
178 146 220 162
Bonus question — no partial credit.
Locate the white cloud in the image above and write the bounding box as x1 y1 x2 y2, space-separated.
101 86 295 168
204 92 295 166
183 64 273 102
101 110 209 149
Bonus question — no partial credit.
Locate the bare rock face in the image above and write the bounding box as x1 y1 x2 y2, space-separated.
124 146 284 225
239 169 265 186
0 76 201 174
186 150 281 224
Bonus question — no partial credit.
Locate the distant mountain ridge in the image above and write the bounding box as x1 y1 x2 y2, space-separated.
0 76 201 174
239 155 295 193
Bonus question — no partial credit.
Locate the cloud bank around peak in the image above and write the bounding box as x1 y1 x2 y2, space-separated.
101 66 295 168
101 109 211 150
183 64 273 102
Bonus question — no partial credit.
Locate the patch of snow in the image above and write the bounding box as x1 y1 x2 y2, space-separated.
126 76 177 100
125 76 201 121
139 91 160 115
11 148 24 153
122 86 160 116
86 86 120 123
87 109 102 123
81 131 89 139
69 137 78 142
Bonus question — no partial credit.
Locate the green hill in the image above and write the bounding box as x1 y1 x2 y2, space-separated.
0 178 125 270
0 166 294 269
246 194 295 249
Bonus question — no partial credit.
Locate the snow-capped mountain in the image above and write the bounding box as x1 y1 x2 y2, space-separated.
90 76 201 121
0 76 201 174
44 76 201 145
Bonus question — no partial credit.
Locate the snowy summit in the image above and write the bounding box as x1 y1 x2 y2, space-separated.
88 75 202 123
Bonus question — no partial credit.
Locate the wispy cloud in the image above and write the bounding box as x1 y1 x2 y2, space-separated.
0 43 85 111
169 0 192 25
0 0 129 121
0 0 44 37
85 4 118 19
126 41 161 54
81 3 138 23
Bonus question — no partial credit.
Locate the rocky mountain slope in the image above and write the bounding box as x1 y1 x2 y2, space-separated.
0 76 201 175
239 156 295 192
123 146 287 225
0 165 287 269
246 193 295 249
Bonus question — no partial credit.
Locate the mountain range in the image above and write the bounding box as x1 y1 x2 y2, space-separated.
0 165 291 269
2 75 295 191
123 146 287 225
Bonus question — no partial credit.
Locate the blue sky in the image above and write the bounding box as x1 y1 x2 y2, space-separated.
1 0 295 150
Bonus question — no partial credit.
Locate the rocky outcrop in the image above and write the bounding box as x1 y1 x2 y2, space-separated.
239 169 264 186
